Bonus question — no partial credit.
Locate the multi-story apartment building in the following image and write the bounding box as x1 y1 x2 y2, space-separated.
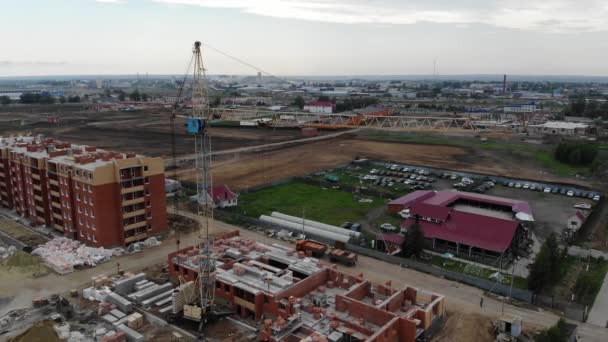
0 136 167 247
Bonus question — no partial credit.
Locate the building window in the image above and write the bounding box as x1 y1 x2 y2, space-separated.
146 200 151 207
92 223 96 230
78 206 82 213
89 197 93 205
91 210 95 218
76 194 80 201
92 234 96 242
75 182 79 189
88 184 92 192
85 208 88 216
147 212 152 219
144 165 149 172
79 217 83 225
144 177 150 184
80 230 84 237
87 233 90 240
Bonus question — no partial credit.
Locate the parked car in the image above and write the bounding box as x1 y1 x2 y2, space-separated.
523 183 530 189
530 185 537 191
515 183 522 188
566 190 574 196
508 182 515 187
350 223 362 232
552 188 559 194
560 188 567 195
593 195 601 201
341 222 353 229
544 187 552 193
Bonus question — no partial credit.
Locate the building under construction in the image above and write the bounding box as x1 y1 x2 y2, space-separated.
168 231 445 342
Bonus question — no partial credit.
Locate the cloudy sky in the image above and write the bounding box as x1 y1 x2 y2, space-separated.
1 0 607 76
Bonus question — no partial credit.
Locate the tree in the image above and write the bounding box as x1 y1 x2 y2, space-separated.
0 96 10 105
141 93 149 102
528 234 562 292
59 96 66 104
211 96 221 108
129 89 141 101
317 95 331 102
117 91 126 101
67 96 80 103
535 318 568 342
401 215 425 258
293 96 305 109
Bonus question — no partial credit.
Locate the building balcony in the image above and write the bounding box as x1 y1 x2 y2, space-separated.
34 195 43 202
125 232 148 244
0 190 6 197
122 197 145 206
33 184 41 191
123 209 146 219
0 171 5 178
35 205 44 212
51 201 61 209
124 220 147 231
36 216 45 224
120 185 145 195
53 223 64 232
49 179 59 186
0 180 5 187
50 190 60 197
32 173 40 180
53 213 62 220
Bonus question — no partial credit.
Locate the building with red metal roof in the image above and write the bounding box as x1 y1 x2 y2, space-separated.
393 190 531 262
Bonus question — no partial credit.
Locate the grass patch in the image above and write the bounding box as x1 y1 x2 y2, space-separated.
573 258 608 305
430 255 528 289
533 151 587 176
238 182 382 226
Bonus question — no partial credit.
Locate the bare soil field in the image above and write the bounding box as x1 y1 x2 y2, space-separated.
173 137 588 191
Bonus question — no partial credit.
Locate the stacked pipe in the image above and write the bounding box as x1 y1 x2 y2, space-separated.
270 212 361 238
259 215 351 243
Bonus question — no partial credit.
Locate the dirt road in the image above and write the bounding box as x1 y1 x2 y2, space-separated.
4 211 607 341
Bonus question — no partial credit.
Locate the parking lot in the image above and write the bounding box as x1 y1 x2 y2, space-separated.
337 161 602 242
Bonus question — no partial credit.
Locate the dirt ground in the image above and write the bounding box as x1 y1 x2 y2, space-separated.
7 320 62 342
432 311 495 342
174 137 588 191
0 217 49 246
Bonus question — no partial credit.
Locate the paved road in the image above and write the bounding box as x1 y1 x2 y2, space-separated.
165 129 359 165
3 211 608 340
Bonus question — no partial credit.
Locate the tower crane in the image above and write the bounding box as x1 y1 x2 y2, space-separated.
186 41 217 333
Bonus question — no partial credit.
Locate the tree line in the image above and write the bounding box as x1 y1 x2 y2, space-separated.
554 142 598 166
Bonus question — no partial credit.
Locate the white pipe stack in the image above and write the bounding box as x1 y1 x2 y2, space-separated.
259 215 351 243
270 212 361 238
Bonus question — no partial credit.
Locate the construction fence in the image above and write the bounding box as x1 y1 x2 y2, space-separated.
344 243 534 304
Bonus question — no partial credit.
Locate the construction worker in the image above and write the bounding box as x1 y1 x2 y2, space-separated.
480 297 484 308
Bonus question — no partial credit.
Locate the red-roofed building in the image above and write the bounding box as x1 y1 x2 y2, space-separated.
303 101 335 114
394 190 531 263
209 185 238 208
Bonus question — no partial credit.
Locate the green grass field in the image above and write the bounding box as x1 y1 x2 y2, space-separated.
237 182 383 226
431 255 528 289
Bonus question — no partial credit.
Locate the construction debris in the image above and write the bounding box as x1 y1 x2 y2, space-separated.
31 237 114 274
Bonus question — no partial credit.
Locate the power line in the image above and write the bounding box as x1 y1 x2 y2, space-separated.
201 42 296 87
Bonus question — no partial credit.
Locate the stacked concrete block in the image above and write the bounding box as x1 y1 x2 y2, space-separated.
106 292 133 313
128 283 173 305
116 324 144 342
141 290 173 308
113 273 146 295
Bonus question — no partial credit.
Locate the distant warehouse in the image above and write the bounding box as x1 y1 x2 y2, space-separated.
391 190 533 263
0 136 167 247
528 121 590 136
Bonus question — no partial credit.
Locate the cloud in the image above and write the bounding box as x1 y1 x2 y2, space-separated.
151 0 608 33
95 0 126 3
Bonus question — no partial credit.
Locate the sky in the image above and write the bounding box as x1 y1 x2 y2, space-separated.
1 0 608 77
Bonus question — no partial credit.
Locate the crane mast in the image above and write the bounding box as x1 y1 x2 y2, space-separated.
188 41 216 330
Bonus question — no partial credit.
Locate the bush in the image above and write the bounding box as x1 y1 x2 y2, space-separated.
554 142 598 166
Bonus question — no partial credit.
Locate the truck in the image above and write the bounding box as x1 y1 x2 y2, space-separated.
329 249 358 266
295 240 328 258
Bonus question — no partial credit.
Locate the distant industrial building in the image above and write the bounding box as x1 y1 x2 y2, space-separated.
303 101 335 114
169 231 446 342
503 103 536 113
0 136 167 247
528 121 589 135
391 191 532 262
